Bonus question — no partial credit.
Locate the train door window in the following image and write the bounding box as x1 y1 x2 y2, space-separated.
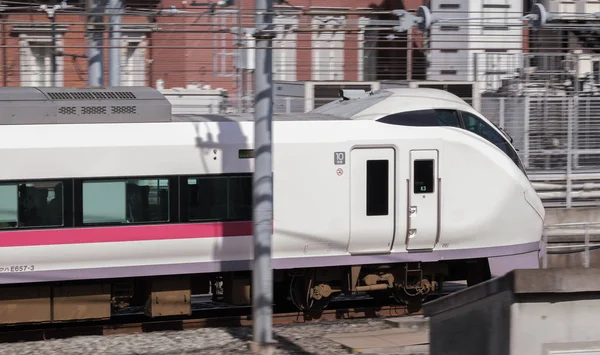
414 160 434 194
366 160 389 216
0 184 18 228
228 175 252 220
82 178 169 225
187 176 228 221
460 111 525 172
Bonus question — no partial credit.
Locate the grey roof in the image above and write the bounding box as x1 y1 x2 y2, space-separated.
0 86 350 126
171 112 347 123
310 90 394 118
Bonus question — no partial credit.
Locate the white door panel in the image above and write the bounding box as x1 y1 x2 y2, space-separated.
349 147 395 254
406 150 439 251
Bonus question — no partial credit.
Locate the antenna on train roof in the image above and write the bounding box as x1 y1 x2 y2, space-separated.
338 89 372 101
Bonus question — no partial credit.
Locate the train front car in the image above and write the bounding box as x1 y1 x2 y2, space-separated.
273 88 545 311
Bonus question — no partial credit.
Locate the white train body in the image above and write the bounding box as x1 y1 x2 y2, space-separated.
0 87 544 297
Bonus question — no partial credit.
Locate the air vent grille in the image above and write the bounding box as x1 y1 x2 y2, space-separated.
111 105 137 114
81 106 107 115
58 107 77 115
47 91 137 100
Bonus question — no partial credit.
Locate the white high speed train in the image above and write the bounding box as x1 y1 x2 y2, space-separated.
0 86 544 324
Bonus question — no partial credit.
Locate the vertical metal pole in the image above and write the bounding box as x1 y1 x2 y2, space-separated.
237 0 244 113
406 28 412 81
51 11 57 87
499 97 505 128
252 0 275 351
584 223 590 268
1 17 6 86
523 96 530 170
87 0 104 86
567 96 574 208
108 0 123 86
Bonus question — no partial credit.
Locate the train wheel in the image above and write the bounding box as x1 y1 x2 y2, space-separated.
289 275 332 313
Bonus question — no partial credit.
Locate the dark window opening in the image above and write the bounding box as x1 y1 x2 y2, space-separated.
187 175 253 222
366 160 389 216
0 181 64 229
441 70 458 75
414 160 435 194
460 111 526 174
228 176 252 220
187 176 228 221
377 109 461 128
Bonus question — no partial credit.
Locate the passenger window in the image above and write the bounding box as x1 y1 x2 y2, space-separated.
377 109 461 128
228 176 252 220
460 111 525 172
187 176 228 221
82 179 169 225
187 175 253 221
0 184 18 228
0 181 63 229
366 160 389 216
414 160 435 194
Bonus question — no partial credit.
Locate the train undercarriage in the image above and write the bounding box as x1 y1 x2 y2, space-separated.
0 259 491 326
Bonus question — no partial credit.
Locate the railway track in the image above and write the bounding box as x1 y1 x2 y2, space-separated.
0 281 465 343
0 297 415 343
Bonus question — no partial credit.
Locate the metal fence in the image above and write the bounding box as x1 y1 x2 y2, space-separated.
480 95 600 208
542 222 600 269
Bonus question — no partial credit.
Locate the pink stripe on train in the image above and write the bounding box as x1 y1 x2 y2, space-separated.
0 221 253 247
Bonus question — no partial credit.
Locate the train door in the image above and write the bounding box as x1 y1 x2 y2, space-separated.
406 150 440 251
348 147 396 254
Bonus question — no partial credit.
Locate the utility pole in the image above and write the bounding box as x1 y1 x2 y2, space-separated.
87 0 104 86
49 4 58 87
251 0 275 351
108 0 123 86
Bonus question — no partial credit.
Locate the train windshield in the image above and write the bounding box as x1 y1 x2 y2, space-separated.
376 109 527 176
377 109 461 127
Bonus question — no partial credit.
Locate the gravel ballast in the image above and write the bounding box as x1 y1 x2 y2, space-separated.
0 318 396 355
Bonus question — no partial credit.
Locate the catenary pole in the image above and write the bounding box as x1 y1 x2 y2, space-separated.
251 0 275 351
108 0 123 86
87 0 103 86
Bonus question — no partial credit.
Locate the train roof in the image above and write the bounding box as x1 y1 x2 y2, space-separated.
0 86 477 126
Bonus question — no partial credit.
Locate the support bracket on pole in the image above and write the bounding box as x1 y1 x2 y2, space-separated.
393 6 436 32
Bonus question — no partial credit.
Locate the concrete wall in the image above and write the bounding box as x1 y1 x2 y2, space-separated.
511 298 600 354
424 268 600 355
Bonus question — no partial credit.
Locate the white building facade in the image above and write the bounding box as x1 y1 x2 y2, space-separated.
426 0 523 92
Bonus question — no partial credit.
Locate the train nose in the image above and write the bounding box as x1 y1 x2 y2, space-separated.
524 185 545 221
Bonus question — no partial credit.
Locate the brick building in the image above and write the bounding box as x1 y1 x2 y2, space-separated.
0 0 427 93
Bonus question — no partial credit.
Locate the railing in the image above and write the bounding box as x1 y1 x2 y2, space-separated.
542 222 600 269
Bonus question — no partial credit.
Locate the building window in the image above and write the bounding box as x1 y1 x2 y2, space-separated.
82 178 169 225
273 13 298 81
311 14 346 81
439 3 460 9
121 32 148 86
440 26 460 31
366 160 389 216
441 70 457 75
0 181 63 229
414 160 435 194
14 25 68 87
